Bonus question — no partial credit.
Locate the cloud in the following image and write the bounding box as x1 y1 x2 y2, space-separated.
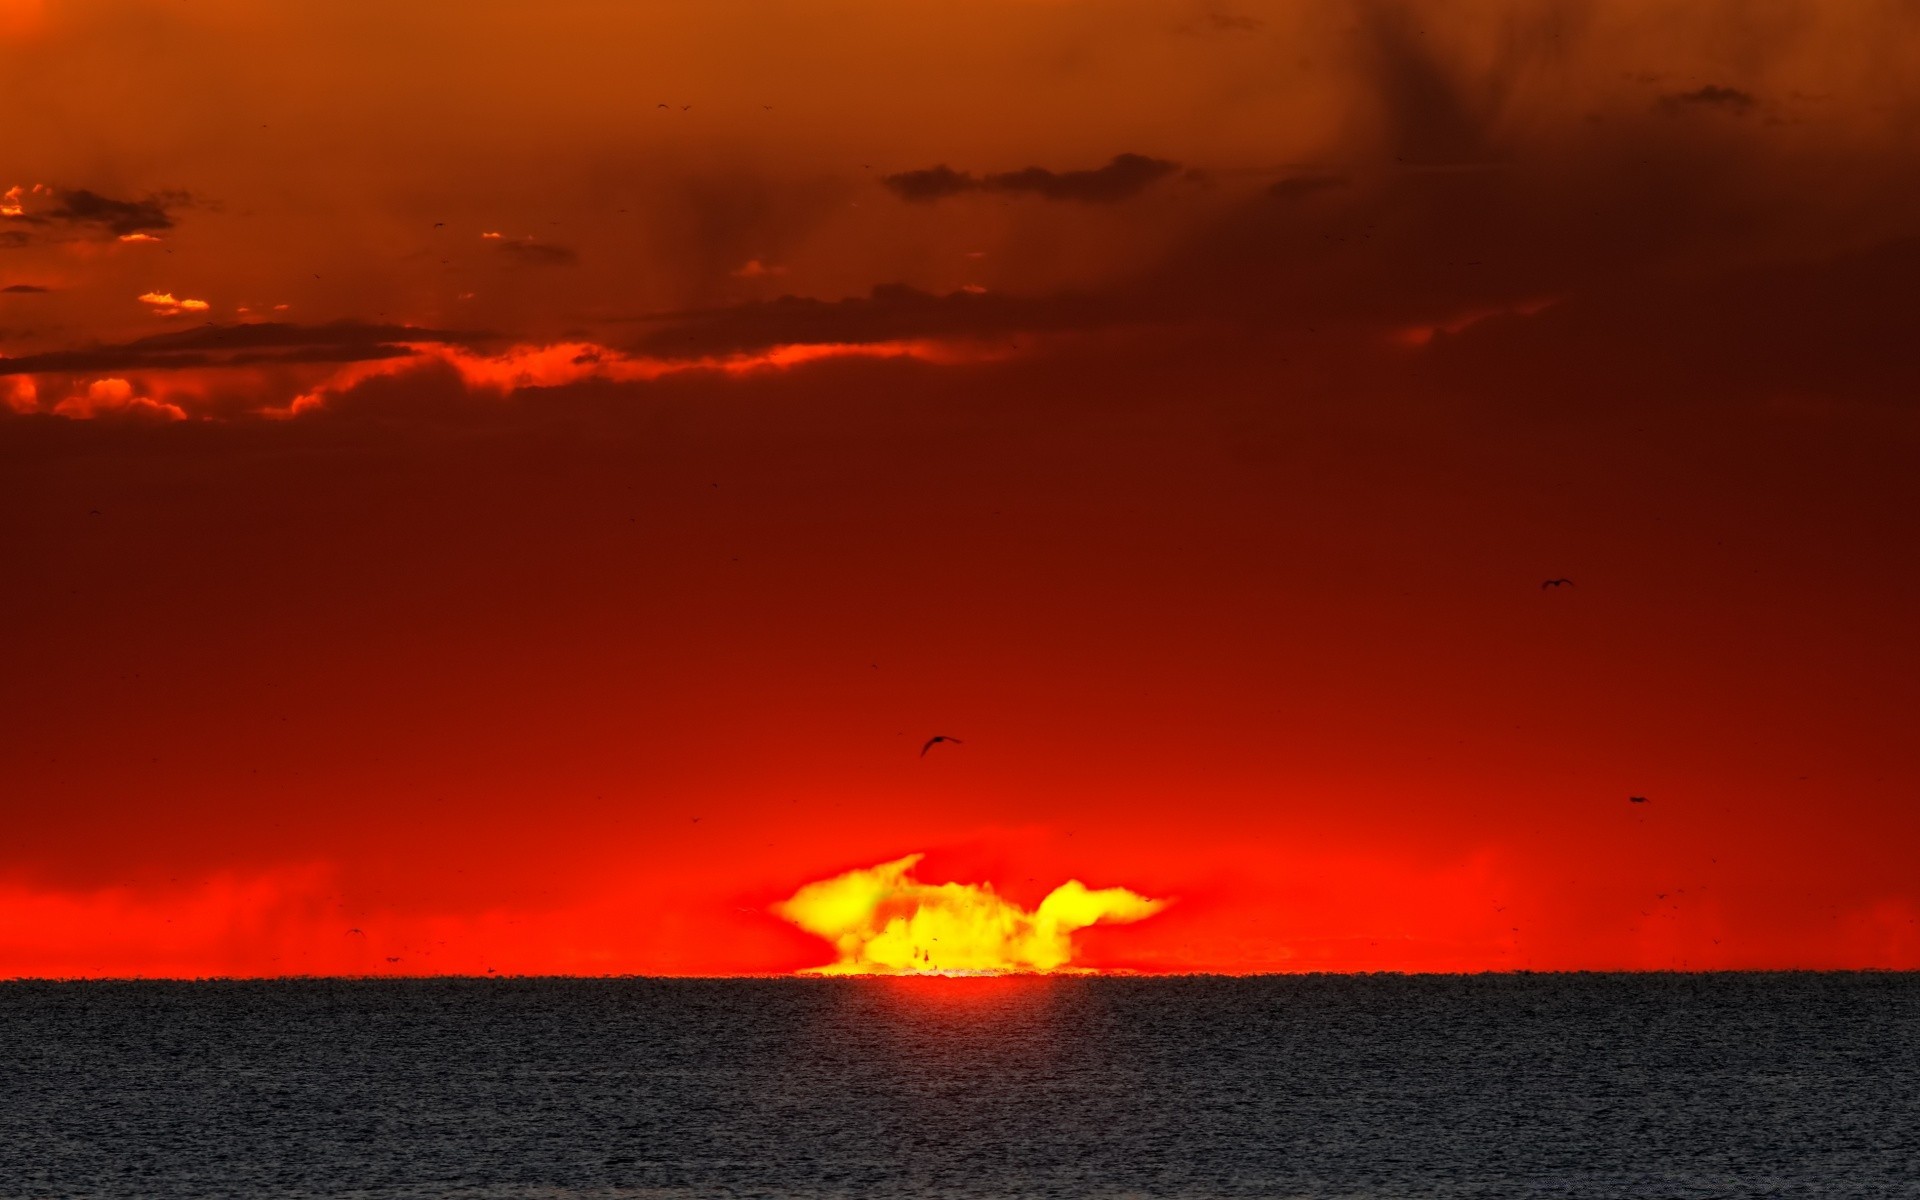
49 377 186 421
1419 237 1920 408
1267 173 1349 201
48 188 179 234
138 292 211 317
632 283 1117 358
1660 84 1758 114
0 184 183 247
0 320 488 377
493 237 579 266
2 283 50 294
883 153 1180 204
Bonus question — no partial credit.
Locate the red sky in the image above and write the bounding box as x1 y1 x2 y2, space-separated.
3 0 1917 977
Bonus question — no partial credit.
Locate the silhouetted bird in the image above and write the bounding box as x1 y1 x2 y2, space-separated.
656 103 669 109
1629 795 1649 804
346 928 363 935
386 956 400 963
433 222 444 228
1541 578 1575 588
681 104 693 111
921 735 962 757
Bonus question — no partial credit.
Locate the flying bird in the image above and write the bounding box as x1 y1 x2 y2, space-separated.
1541 578 1575 588
920 735 962 757
1629 795 1649 804
681 104 693 111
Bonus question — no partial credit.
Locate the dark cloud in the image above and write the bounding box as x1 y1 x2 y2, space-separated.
1660 85 1758 114
0 320 489 376
881 165 974 203
43 188 181 235
883 154 1180 204
2 284 52 294
1421 237 1920 408
633 284 1117 357
1267 174 1349 201
1363 2 1504 168
494 238 579 266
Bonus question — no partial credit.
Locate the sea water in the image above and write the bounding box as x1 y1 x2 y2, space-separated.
3 974 1916 1198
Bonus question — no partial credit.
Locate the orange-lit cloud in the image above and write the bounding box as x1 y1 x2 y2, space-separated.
137 291 210 317
774 854 1167 975
278 335 1012 416
0 375 36 413
117 231 161 243
49 376 186 420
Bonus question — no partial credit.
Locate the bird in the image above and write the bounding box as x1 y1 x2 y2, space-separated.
346 928 363 935
1629 795 1649 804
386 956 401 963
433 221 444 228
681 104 693 111
920 735 962 757
656 102 669 109
1541 578 1575 588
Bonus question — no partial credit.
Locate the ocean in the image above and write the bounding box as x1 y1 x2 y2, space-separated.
3 974 1915 1198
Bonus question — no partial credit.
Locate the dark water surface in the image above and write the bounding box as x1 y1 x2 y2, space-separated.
3 974 1916 1198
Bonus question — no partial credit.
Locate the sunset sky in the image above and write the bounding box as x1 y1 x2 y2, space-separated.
4 0 1917 977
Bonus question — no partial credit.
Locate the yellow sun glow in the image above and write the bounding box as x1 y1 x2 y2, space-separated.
774 854 1167 975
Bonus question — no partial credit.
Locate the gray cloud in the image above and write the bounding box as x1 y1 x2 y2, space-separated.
633 284 1117 357
883 154 1180 204
1660 85 1758 114
0 320 490 376
494 238 579 266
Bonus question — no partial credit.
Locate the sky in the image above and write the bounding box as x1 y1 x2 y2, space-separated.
3 0 1918 977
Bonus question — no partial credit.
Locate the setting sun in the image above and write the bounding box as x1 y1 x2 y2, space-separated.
775 854 1167 975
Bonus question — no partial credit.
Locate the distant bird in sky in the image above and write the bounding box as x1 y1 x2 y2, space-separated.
1629 795 1649 804
921 735 962 757
346 928 363 935
433 221 444 228
656 103 669 109
386 956 400 963
681 104 693 111
1541 578 1575 588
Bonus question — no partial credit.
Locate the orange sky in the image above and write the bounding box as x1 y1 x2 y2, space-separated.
3 0 1918 977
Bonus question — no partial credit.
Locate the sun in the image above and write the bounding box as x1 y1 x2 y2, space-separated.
773 854 1168 975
